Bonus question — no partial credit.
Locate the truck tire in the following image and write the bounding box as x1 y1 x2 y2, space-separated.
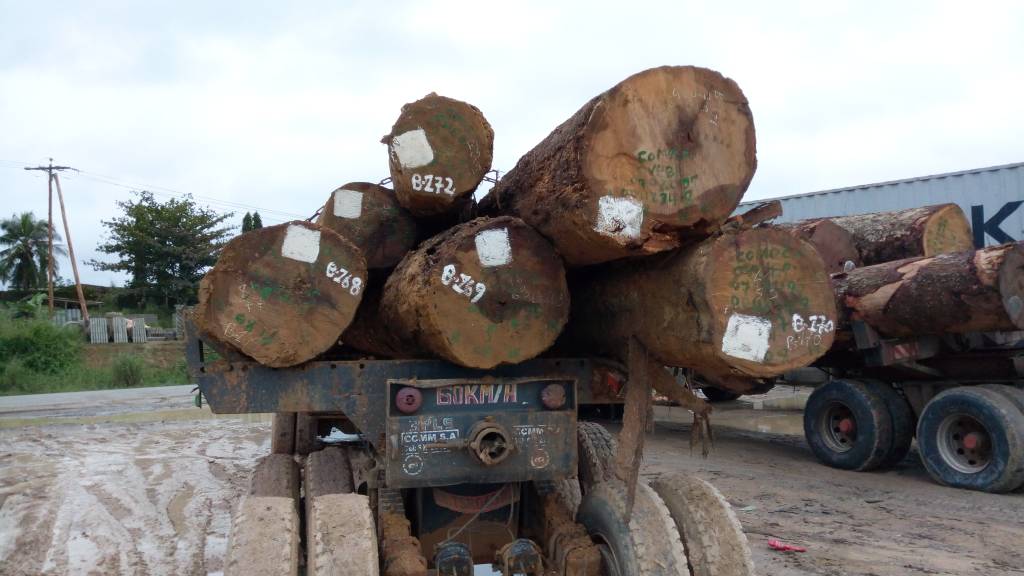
295 413 317 456
577 421 616 496
916 386 1024 493
576 479 691 576
701 387 742 403
980 384 1024 414
650 474 755 576
861 380 915 469
271 413 297 455
803 379 893 471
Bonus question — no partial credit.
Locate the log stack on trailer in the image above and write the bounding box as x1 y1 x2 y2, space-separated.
191 66 851 576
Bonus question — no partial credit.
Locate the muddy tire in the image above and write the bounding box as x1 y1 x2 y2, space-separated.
861 380 915 469
702 387 742 403
295 413 317 456
576 479 690 576
271 413 297 455
577 421 617 496
307 493 380 576
917 386 1024 493
804 379 893 471
650 474 755 576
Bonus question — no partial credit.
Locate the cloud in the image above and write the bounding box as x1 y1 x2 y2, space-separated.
1 0 1022 287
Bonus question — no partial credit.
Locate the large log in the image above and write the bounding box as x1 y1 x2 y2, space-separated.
777 219 861 274
481 65 756 267
380 216 569 369
317 183 417 269
833 242 1024 337
566 227 837 378
828 204 974 265
196 221 367 367
383 93 494 217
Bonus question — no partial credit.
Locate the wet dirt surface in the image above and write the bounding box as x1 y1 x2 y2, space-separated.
0 387 1021 575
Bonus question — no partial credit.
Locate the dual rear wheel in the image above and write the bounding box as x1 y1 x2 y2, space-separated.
804 380 1024 492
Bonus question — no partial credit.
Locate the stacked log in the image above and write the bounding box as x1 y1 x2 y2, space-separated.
566 227 837 378
383 93 494 217
777 219 860 274
317 183 417 269
481 65 757 266
833 242 1024 337
787 204 974 267
379 216 570 369
195 221 367 367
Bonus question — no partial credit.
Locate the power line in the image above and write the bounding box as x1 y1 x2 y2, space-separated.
4 161 304 222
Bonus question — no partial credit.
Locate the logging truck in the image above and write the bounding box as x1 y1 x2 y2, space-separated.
711 199 1024 493
185 315 756 575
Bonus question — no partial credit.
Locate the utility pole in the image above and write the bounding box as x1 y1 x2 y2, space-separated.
23 160 88 322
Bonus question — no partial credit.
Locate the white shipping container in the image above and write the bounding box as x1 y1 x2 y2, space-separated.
739 162 1024 247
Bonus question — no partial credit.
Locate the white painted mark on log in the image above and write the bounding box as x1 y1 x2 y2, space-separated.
391 128 434 169
594 195 644 240
281 224 321 263
721 313 772 363
475 228 512 267
333 189 364 219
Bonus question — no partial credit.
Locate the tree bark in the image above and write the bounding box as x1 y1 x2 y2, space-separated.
380 216 569 369
833 242 1024 337
317 182 417 269
827 204 974 265
565 227 837 378
480 65 757 267
776 219 861 273
383 93 494 217
195 221 367 367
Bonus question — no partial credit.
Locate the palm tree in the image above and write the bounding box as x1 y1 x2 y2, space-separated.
0 212 66 290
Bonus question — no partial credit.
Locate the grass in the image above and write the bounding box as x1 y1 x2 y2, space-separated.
0 357 190 396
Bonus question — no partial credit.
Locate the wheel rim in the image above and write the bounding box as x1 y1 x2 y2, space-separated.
936 413 992 474
819 401 857 453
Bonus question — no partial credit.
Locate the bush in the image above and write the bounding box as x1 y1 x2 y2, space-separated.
0 358 32 392
0 317 81 373
112 355 145 388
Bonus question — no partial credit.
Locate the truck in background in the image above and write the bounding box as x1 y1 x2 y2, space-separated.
734 162 1024 493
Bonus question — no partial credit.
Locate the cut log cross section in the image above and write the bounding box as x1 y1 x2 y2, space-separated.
569 227 836 378
195 221 367 367
380 216 569 369
384 93 494 217
483 65 757 266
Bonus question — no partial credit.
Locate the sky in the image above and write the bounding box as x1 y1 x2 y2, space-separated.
1 0 1022 287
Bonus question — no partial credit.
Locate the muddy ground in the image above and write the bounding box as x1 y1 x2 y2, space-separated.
0 386 1021 575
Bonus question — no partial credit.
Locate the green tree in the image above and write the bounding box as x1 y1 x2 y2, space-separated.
241 212 253 232
0 212 66 290
89 191 234 306
251 212 263 229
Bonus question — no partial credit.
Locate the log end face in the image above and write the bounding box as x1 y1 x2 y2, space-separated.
318 183 418 269
579 66 756 263
196 221 368 367
922 204 974 257
390 216 569 369
707 229 836 377
997 243 1024 329
386 93 494 217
